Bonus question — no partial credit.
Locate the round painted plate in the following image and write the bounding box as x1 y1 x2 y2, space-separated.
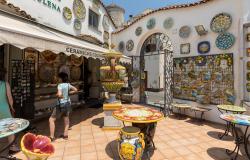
135 27 142 36
211 13 232 33
179 26 191 38
216 32 235 50
71 66 81 81
163 17 174 29
74 19 82 30
70 55 83 66
119 41 125 52
73 0 86 20
39 64 55 83
102 15 109 31
41 50 57 64
147 18 156 29
126 40 134 51
113 106 164 123
63 7 72 20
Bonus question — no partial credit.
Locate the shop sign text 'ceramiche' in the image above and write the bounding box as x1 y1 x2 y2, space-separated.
34 0 61 12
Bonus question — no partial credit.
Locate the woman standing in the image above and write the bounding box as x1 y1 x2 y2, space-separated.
0 68 19 153
49 72 77 141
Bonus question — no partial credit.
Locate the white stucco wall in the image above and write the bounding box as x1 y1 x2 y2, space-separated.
6 0 115 42
112 0 250 124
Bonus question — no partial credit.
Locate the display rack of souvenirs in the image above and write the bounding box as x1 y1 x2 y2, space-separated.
173 53 234 105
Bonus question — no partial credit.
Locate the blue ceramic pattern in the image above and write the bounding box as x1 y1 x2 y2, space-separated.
216 32 235 50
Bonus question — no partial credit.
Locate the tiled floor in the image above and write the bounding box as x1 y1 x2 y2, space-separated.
11 104 249 160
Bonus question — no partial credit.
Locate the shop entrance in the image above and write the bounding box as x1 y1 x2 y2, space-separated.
131 33 173 116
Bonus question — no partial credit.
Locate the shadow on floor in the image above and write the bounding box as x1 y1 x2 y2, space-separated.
207 147 247 160
207 131 234 141
91 117 104 128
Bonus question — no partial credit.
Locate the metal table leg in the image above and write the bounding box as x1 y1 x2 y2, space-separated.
244 127 250 159
225 124 243 160
218 122 231 139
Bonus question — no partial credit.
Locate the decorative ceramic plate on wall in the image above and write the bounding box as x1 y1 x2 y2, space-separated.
215 32 235 50
102 15 109 31
179 26 191 38
147 18 156 30
210 13 232 33
39 64 55 83
63 7 72 20
103 31 109 42
163 17 174 29
41 50 58 64
135 27 142 36
198 41 210 54
71 66 81 81
180 43 190 54
119 41 125 52
73 0 86 20
126 40 134 51
70 55 83 66
74 19 82 30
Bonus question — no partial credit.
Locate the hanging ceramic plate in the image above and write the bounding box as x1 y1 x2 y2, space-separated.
135 27 142 36
41 50 58 64
71 66 81 81
216 32 235 50
63 7 72 20
73 0 86 20
103 31 109 42
163 17 174 29
39 64 55 83
198 41 210 54
210 13 232 33
247 61 250 70
126 40 134 51
119 41 125 52
147 18 156 30
74 19 82 30
179 26 191 38
59 53 67 64
102 15 109 31
70 55 83 66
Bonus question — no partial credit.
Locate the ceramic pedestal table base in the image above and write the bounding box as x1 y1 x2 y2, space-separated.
113 106 164 159
220 114 250 160
102 102 122 130
217 105 246 139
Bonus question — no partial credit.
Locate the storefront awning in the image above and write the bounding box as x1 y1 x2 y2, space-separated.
0 13 106 59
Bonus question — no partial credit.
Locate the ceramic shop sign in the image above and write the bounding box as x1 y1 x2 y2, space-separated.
34 0 61 12
65 47 102 58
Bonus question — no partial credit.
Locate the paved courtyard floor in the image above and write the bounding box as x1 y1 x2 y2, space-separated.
12 104 249 160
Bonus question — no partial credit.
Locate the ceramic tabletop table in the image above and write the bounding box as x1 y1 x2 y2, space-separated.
112 106 164 123
0 118 29 139
217 105 246 113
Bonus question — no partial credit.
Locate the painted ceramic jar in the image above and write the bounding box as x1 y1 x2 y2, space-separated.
118 126 145 160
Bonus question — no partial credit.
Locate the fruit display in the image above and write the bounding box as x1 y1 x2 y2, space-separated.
21 133 55 160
